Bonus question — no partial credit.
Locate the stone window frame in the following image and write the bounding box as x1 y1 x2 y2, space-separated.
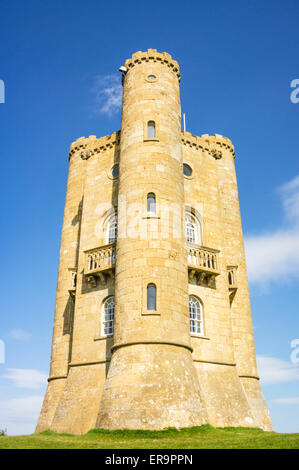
147 192 156 214
101 207 117 245
183 161 194 180
147 283 157 311
143 118 159 142
145 73 158 83
105 151 120 181
184 206 203 246
110 163 119 179
105 214 117 244
141 188 160 221
189 295 204 336
142 277 161 316
101 296 115 337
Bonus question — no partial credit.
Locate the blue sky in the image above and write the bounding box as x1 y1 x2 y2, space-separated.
0 0 299 435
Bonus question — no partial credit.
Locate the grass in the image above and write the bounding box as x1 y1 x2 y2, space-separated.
0 425 298 449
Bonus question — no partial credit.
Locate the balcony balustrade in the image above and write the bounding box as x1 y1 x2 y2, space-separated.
187 245 220 286
84 243 116 285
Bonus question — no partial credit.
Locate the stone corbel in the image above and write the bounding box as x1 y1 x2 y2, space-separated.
211 148 222 160
80 149 93 160
86 275 97 288
207 275 215 288
97 272 106 285
197 272 207 285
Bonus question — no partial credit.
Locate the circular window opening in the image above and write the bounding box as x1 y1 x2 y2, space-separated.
183 163 192 177
111 164 119 178
147 75 156 81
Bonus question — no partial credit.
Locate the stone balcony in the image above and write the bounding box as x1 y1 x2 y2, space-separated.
84 243 116 286
84 242 220 288
187 245 220 286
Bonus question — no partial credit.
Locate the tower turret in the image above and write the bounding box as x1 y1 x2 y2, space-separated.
96 50 208 429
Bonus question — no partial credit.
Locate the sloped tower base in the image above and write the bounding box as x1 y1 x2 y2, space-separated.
96 344 208 430
36 356 272 434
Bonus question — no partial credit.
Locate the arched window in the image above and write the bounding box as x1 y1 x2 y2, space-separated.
106 216 117 244
147 283 156 311
101 297 114 336
147 193 156 213
185 214 198 244
147 121 156 139
189 296 203 335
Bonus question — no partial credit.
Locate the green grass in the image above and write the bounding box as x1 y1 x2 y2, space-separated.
0 425 298 449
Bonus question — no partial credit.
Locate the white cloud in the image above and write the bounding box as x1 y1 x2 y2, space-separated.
272 397 299 405
279 174 299 222
91 74 122 116
2 369 47 389
0 395 43 435
9 329 32 341
245 174 299 285
245 229 299 284
257 355 299 385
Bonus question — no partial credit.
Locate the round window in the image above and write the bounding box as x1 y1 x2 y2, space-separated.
147 75 156 81
183 163 192 177
111 164 119 178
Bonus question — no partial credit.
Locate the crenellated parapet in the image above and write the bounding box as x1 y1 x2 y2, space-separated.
123 49 181 83
181 131 235 159
69 131 121 160
68 129 235 161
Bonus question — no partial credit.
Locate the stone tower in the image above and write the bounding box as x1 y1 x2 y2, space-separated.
36 49 272 434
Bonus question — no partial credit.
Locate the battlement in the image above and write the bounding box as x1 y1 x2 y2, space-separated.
123 49 181 83
69 131 120 159
69 129 235 160
181 131 235 158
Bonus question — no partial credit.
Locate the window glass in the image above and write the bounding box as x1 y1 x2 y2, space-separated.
102 297 114 336
183 163 192 177
147 193 156 213
107 217 117 243
185 215 197 244
189 296 203 335
112 164 119 178
147 121 156 139
147 283 156 311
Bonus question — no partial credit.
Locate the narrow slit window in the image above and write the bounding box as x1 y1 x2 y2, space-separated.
147 121 156 139
147 283 156 311
111 164 119 178
147 193 156 213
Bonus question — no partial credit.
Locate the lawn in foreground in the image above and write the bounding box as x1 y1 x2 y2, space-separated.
0 425 299 449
